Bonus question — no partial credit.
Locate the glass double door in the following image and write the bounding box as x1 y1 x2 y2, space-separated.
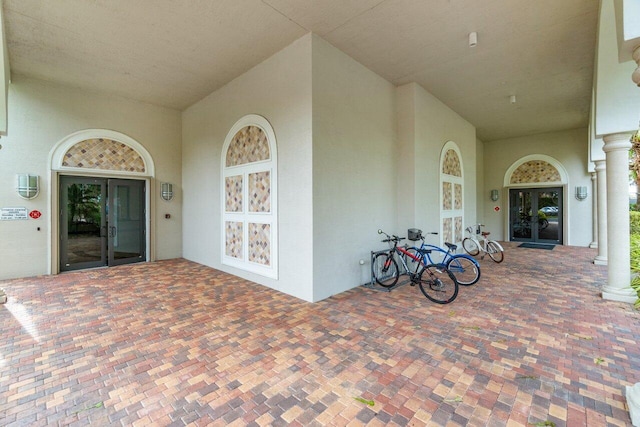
509 187 562 244
60 176 145 271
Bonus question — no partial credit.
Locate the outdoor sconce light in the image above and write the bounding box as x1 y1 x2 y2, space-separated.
490 189 499 201
160 182 173 201
575 186 588 201
16 174 39 199
468 32 478 48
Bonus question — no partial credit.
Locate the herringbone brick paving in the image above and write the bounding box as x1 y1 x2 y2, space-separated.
0 243 637 426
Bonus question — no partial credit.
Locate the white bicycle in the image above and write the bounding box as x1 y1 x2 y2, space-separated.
462 224 504 263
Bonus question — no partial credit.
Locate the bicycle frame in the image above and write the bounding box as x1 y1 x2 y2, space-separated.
374 229 460 304
465 227 499 253
464 224 505 257
377 231 431 277
414 240 478 268
407 231 481 285
392 244 424 275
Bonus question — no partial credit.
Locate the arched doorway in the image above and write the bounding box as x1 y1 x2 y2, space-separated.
49 130 155 273
504 155 567 244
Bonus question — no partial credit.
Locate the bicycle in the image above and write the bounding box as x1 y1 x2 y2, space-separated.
371 230 459 304
462 224 505 263
404 228 481 286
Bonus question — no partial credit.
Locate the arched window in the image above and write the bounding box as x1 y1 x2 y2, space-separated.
505 156 565 185
440 141 464 245
221 115 278 279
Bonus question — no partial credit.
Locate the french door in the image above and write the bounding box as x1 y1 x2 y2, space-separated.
509 187 562 244
60 176 145 271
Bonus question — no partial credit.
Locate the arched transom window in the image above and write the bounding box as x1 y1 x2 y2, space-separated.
510 160 561 184
221 115 278 279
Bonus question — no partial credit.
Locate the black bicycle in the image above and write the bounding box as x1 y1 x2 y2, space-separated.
372 230 459 304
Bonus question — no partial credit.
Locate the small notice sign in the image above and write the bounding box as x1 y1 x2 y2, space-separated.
1 207 29 221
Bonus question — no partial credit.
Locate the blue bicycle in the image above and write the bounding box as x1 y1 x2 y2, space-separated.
405 228 481 286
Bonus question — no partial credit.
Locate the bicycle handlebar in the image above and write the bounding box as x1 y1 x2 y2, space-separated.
466 224 487 235
378 229 405 243
381 236 405 243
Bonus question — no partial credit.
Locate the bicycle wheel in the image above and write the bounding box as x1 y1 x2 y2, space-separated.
372 253 399 288
462 238 480 256
446 256 480 286
418 264 459 304
487 241 504 263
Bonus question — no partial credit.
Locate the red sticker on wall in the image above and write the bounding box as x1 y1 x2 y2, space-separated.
494 206 500 212
29 210 42 219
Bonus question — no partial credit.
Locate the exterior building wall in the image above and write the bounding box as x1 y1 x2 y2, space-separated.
182 34 314 301
0 32 600 301
311 35 397 302
0 75 182 280
396 83 478 246
483 128 592 246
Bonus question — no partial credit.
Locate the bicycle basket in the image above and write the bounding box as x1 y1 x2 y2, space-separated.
408 228 422 241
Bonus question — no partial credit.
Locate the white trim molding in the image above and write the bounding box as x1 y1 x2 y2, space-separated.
49 129 155 176
503 154 568 188
221 114 278 280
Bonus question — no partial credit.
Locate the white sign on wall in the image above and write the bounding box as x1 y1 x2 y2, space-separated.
0 207 29 220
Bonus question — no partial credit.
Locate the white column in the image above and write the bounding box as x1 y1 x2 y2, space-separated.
590 172 598 248
594 160 607 264
601 133 636 303
623 42 640 427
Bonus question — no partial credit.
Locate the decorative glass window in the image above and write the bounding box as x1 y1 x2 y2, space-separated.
221 115 278 279
440 142 464 245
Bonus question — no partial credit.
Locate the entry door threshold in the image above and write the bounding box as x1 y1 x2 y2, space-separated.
60 266 109 274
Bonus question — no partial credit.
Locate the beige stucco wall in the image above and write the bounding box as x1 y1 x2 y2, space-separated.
396 83 478 245
0 75 182 280
311 35 397 302
181 34 314 301
476 138 485 225
483 128 592 246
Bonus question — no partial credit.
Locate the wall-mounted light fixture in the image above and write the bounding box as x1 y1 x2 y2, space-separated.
468 32 478 48
575 186 588 201
490 189 499 201
160 182 173 201
17 174 39 199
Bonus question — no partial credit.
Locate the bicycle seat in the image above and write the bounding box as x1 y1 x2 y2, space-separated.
445 242 457 251
481 232 490 237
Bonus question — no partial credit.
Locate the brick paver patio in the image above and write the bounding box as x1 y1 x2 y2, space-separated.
0 243 638 426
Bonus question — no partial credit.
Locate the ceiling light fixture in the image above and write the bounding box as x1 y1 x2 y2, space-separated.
510 95 517 104
468 32 477 48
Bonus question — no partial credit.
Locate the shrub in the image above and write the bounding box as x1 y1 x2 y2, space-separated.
631 211 640 234
632 211 640 308
632 277 640 310
632 233 640 272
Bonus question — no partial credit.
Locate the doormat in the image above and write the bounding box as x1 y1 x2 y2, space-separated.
518 243 555 250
